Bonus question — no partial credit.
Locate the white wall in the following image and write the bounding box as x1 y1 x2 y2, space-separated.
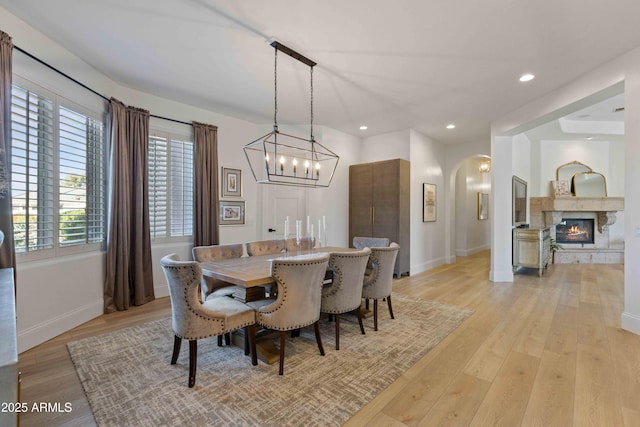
1 7 359 351
360 129 410 163
408 129 447 274
491 43 640 336
454 158 491 256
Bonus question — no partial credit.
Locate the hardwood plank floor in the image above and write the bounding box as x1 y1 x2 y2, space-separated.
17 251 640 426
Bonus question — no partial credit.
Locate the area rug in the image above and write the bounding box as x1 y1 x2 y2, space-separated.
67 294 473 427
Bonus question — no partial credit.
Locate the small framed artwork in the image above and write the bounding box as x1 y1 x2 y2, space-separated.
478 192 489 220
423 183 436 222
220 200 245 225
222 167 242 198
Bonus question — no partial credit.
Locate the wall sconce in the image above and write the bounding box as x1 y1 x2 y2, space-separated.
479 159 491 173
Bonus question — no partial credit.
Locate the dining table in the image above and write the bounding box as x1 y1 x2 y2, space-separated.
199 246 358 288
198 246 360 364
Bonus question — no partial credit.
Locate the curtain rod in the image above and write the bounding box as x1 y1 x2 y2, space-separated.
14 45 192 126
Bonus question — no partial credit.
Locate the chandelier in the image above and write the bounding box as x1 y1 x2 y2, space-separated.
243 41 339 187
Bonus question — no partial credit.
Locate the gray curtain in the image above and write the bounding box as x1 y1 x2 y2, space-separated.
104 98 154 312
192 121 220 247
0 31 16 275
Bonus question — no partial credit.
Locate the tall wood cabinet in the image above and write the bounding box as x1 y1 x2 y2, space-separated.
349 159 410 276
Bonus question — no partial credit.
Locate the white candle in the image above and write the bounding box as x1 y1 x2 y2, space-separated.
306 216 311 236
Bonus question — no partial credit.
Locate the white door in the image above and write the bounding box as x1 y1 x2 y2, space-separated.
262 185 307 240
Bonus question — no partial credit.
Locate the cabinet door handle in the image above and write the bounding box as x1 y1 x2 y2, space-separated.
372 207 375 225
369 207 373 225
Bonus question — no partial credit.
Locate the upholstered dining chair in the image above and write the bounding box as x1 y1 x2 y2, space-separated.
284 237 315 252
362 243 400 331
353 236 389 249
320 248 371 350
245 239 285 256
192 244 244 301
248 253 330 375
160 254 257 388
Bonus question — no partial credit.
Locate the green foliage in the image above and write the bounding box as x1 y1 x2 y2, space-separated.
60 209 86 243
549 238 562 253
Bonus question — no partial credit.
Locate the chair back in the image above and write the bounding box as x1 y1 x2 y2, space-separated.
192 244 244 298
353 236 389 249
321 248 371 314
245 239 285 256
284 237 315 252
161 254 223 338
362 243 399 300
192 243 243 262
256 253 330 331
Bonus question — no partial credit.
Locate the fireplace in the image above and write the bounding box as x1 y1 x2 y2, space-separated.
556 218 595 244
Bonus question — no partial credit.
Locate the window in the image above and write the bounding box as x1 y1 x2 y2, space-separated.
148 134 193 239
10 83 106 256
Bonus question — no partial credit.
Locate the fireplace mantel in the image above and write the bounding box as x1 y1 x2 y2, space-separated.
529 196 624 264
534 196 624 212
532 196 623 233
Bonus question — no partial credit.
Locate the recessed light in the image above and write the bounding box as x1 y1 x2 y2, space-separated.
446 124 456 129
586 136 593 140
359 125 368 130
519 73 535 82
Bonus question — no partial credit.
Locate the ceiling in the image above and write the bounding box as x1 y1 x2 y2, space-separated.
2 0 640 144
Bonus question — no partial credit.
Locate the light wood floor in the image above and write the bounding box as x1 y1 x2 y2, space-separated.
18 251 640 426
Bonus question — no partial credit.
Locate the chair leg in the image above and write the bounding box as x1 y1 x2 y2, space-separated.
387 295 395 319
249 324 258 366
244 328 250 355
373 299 378 331
291 328 301 338
171 335 182 365
314 321 325 356
335 313 341 350
217 335 223 347
188 340 197 388
279 331 287 375
225 332 231 346
365 298 370 310
356 307 366 335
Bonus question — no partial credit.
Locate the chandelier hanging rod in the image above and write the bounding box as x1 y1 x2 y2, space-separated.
270 41 317 67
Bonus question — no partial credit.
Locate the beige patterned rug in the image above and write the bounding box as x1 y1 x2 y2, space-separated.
67 294 473 427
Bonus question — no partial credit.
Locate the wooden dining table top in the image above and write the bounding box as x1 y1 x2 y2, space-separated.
199 246 358 288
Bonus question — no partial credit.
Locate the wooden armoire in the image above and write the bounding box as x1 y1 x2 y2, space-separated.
349 158 410 276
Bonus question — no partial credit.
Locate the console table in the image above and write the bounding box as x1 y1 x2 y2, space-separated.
512 227 551 276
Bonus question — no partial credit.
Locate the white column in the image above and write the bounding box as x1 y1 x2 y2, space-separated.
490 135 514 282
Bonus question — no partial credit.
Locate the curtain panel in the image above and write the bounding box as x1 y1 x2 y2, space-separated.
0 31 16 276
192 121 220 247
104 98 154 312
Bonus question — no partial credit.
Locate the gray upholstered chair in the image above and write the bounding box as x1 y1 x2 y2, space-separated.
320 248 371 350
245 239 285 256
362 243 400 331
192 244 244 301
160 254 257 388
284 237 315 252
353 236 389 249
248 253 330 375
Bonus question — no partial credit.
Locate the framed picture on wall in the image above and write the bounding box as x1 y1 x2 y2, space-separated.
220 200 245 225
478 192 489 220
423 183 436 222
222 167 242 198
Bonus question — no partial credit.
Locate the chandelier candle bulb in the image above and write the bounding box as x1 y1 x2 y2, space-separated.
293 158 297 176
305 160 310 177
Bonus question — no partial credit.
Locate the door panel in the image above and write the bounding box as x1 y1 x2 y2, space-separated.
263 185 306 240
372 161 398 241
349 164 373 243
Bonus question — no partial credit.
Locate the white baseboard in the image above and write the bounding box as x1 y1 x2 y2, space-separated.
410 256 446 276
490 269 514 282
621 312 640 336
456 244 490 257
18 300 103 353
